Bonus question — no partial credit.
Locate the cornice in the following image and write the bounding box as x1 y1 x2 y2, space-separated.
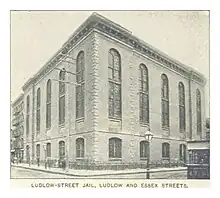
22 12 206 91
12 94 24 107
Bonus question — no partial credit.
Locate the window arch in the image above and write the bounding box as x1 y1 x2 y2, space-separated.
26 95 30 136
59 141 65 159
76 138 84 158
161 74 169 128
109 137 122 158
196 89 202 134
76 51 85 119
179 82 186 131
162 142 170 158
140 141 149 158
179 144 186 163
139 64 149 124
59 70 65 125
108 49 121 119
36 88 41 132
46 80 52 129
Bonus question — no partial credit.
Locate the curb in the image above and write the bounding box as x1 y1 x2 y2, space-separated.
12 164 187 178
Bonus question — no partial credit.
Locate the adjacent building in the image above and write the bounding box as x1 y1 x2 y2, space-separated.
12 13 207 169
11 94 24 163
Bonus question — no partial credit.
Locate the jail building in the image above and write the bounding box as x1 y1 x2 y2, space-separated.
14 13 206 169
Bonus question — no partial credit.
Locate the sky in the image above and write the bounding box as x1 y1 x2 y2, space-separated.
10 11 209 115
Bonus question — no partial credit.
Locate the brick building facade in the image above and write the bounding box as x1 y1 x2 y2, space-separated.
11 94 24 163
13 13 206 169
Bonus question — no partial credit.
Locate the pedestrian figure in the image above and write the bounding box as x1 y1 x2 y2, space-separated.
45 157 47 169
37 158 40 167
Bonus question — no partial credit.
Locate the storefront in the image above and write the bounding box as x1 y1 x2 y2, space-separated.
187 140 210 179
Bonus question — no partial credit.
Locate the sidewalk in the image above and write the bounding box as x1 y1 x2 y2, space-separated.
12 163 187 178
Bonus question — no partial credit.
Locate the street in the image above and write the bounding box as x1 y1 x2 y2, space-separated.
11 166 187 179
11 166 73 179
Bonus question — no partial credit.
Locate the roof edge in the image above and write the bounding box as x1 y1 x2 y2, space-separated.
11 93 24 106
21 12 207 91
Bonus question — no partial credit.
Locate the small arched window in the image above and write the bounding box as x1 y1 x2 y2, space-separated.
76 138 84 158
46 143 51 157
196 89 202 134
36 144 40 159
26 145 30 161
59 70 65 125
179 144 186 163
139 64 149 124
59 141 65 159
26 95 30 136
36 88 41 132
108 49 121 119
161 74 169 128
76 51 85 119
179 82 185 132
46 80 52 129
162 142 170 158
109 137 122 158
140 141 149 158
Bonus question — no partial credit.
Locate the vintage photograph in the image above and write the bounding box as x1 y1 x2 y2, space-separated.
10 11 210 181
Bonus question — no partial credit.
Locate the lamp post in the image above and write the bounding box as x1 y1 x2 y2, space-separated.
144 130 153 179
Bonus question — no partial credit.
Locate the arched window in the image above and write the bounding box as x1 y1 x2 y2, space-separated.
36 88 41 132
26 145 30 162
162 142 170 158
139 64 149 124
76 51 85 119
196 89 202 134
179 82 185 131
21 137 24 148
179 144 186 163
59 70 65 125
108 49 121 119
161 74 169 128
76 138 84 158
26 95 30 136
140 141 149 158
46 143 51 157
46 80 52 129
109 138 122 158
36 144 40 159
59 141 65 159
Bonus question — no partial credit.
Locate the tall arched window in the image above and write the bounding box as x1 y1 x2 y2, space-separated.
26 95 30 136
139 64 149 124
76 51 85 119
140 141 149 159
196 89 202 134
59 70 65 125
76 138 84 158
179 82 186 132
46 80 52 129
108 49 121 119
161 74 169 128
162 142 170 158
36 88 41 132
109 138 122 158
59 141 65 160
